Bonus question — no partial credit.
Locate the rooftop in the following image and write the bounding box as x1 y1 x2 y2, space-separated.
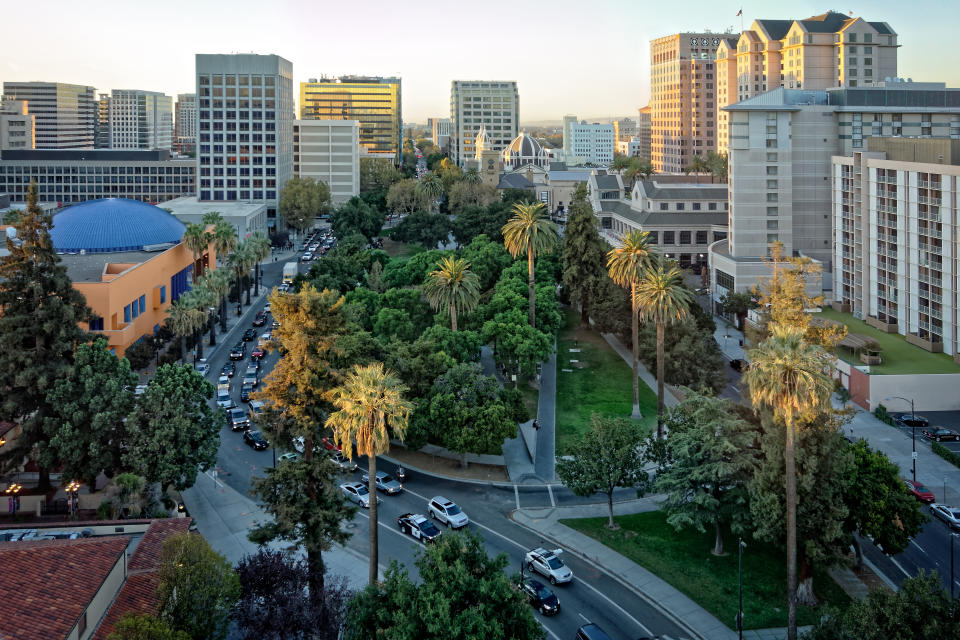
59 250 161 283
1 149 174 162
51 198 186 254
638 180 728 200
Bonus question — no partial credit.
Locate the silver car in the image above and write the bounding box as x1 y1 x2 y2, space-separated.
930 503 960 530
340 481 379 508
361 471 403 495
428 496 469 528
524 547 573 585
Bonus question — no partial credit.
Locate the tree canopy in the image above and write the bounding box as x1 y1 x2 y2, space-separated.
561 183 609 326
330 196 385 244
279 176 331 231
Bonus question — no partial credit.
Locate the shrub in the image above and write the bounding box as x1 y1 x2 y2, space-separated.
873 403 895 426
125 339 156 371
933 442 960 470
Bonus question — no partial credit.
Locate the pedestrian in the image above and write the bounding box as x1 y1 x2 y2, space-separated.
533 419 540 431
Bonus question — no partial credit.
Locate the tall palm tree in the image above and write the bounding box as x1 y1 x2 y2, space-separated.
634 262 692 436
623 157 653 191
686 154 709 183
502 202 559 328
248 232 272 298
227 240 253 315
462 168 482 184
742 325 833 640
327 363 412 586
182 223 211 279
606 230 653 419
179 290 210 360
197 268 229 346
212 221 238 328
202 211 223 226
417 174 444 212
423 256 480 331
610 155 631 173
167 297 206 364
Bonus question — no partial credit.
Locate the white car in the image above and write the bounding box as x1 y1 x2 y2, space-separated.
195 359 210 376
524 547 573 585
427 496 469 528
340 481 379 508
930 503 960 530
216 389 234 409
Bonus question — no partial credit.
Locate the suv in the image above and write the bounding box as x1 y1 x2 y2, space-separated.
427 496 469 528
243 366 259 388
229 343 246 360
524 547 573 585
216 389 235 409
229 408 250 431
575 624 613 640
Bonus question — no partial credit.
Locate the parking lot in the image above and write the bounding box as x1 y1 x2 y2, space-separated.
891 411 960 454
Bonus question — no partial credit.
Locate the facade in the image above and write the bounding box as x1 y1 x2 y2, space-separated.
709 83 960 310
163 195 267 240
0 150 194 205
598 179 728 270
649 33 722 173
716 11 898 154
613 117 636 141
0 99 35 151
196 54 294 231
299 76 401 163
174 93 197 155
108 90 173 151
450 80 519 167
428 117 450 151
1 82 96 149
95 93 110 148
566 120 615 165
636 105 651 160
616 137 644 157
833 139 960 356
293 119 360 206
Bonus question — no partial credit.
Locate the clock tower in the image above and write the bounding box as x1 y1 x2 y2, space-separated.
480 150 500 187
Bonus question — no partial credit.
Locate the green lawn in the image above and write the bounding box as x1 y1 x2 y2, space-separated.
379 237 416 258
561 511 851 630
817 308 960 374
555 309 656 454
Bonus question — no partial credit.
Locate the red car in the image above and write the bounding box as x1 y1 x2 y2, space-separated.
251 346 266 360
904 479 935 503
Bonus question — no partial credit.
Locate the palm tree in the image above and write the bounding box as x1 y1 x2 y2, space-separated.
197 268 229 346
166 297 206 364
182 223 211 278
742 325 833 640
623 157 654 191
686 155 709 183
327 363 412 586
179 290 210 361
212 221 238 328
462 168 482 184
248 232 271 298
227 240 253 315
423 256 481 331
606 230 653 419
417 174 444 212
610 155 631 173
634 262 693 436
502 202 559 328
202 211 223 226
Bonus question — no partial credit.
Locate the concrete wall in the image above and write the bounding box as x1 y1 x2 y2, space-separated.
866 373 960 411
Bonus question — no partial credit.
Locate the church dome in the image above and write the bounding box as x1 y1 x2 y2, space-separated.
501 131 547 170
51 198 186 254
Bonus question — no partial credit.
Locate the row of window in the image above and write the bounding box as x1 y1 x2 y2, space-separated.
655 201 726 211
199 133 275 142
200 167 275 177
0 165 191 175
123 295 148 324
200 190 276 201
199 121 277 132
648 230 713 245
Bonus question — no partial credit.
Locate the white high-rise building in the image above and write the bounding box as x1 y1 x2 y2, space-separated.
1 82 95 149
566 120 615 166
428 117 450 151
195 53 294 230
450 80 518 167
108 90 173 150
0 99 35 152
175 93 197 155
562 115 578 158
293 119 360 206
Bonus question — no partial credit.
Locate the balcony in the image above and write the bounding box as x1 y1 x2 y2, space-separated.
919 272 943 286
920 227 943 239
876 203 897 214
918 180 941 189
918 195 942 206
877 174 896 184
918 207 941 222
918 241 943 255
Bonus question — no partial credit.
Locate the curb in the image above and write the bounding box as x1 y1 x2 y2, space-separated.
378 453 555 488
508 507 708 640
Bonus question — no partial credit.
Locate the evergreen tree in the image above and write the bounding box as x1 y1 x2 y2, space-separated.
0 181 93 488
561 183 609 326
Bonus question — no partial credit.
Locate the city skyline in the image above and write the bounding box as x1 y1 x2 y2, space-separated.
3 0 958 124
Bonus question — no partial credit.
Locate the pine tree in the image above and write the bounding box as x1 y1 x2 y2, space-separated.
0 182 92 489
561 183 609 326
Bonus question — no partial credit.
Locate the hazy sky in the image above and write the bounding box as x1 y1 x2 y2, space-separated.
3 0 958 124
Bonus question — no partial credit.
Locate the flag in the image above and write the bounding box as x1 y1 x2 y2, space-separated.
736 9 742 16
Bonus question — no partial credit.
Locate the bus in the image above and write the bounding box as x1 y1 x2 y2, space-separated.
282 262 297 285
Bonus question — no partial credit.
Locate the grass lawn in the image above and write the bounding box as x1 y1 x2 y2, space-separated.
817 307 960 374
555 309 657 454
561 511 851 630
379 237 416 258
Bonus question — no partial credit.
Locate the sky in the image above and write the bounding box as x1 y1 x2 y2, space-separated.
3 0 959 125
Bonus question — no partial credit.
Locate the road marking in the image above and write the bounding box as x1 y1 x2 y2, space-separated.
204 469 223 488
540 623 563 640
909 539 928 555
547 485 556 507
576 572 655 637
731 386 740 393
890 557 911 578
515 485 521 510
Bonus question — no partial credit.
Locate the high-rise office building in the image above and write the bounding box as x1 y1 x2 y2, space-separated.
299 76 401 163
108 90 173 150
0 99 35 152
293 119 360 206
716 11 898 154
195 54 294 229
613 118 636 142
1 82 95 149
95 93 110 148
649 33 723 173
637 105 651 160
175 93 197 155
566 120 615 165
450 80 519 167
428 117 450 151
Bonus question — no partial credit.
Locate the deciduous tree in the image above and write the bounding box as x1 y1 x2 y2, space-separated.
106 613 189 640
331 196 385 244
390 211 451 249
387 178 429 216
448 181 498 213
279 176 331 231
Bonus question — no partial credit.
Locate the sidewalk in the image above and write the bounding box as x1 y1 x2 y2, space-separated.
181 469 369 590
714 317 746 361
600 331 680 409
511 500 811 640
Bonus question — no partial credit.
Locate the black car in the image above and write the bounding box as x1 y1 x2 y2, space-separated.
221 362 236 378
243 429 269 450
242 328 258 341
922 427 960 442
396 513 442 543
519 578 560 616
252 312 267 327
896 414 930 429
240 383 254 403
229 343 246 360
729 358 747 372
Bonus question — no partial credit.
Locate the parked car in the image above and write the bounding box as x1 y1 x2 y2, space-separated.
518 578 560 616
221 362 236 378
574 624 613 640
243 429 269 451
263 303 271 313
229 408 250 432
249 400 265 418
271 319 280 330
216 389 235 410
896 414 930 429
229 343 246 360
930 503 960 530
278 452 299 463
340 481 378 508
134 384 148 396
259 332 272 346
360 471 403 495
252 312 267 327
922 427 960 442
904 479 936 503
240 383 254 403
332 451 358 473
242 328 258 342
397 513 442 543
524 547 573 585
427 496 469 528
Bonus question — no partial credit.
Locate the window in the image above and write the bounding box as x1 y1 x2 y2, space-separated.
767 206 778 216
660 202 669 210
849 33 857 43
693 202 701 211
716 270 734 290
160 286 166 304
766 193 778 202
864 33 872 43
766 139 778 148
663 231 675 244
139 295 146 314
767 220 779 229
708 202 717 210
676 203 685 211
767 233 779 243
648 231 658 244
767 152 777 161
767 166 778 175
88 318 104 331
696 230 708 244
124 304 131 323
679 231 691 245
767 179 778 189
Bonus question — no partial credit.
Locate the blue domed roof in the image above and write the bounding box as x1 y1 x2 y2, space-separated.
51 198 186 253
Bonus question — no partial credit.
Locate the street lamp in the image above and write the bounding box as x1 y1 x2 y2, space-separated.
5 482 22 516
153 334 163 368
885 395 917 483
208 307 217 347
738 538 747 640
65 480 81 520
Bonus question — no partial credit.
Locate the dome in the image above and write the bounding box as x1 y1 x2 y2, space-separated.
501 130 548 170
51 198 186 254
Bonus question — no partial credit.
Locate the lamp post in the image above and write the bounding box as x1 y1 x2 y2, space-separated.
65 480 81 520
738 538 747 640
886 396 917 483
153 334 163 368
208 307 217 347
5 482 22 517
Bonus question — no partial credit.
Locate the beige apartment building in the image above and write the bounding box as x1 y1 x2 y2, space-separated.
716 11 898 154
636 105 651 160
293 119 360 206
649 33 723 173
0 99 35 152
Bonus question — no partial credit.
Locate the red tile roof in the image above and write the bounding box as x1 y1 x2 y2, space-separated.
0 537 129 640
128 518 191 571
92 573 160 640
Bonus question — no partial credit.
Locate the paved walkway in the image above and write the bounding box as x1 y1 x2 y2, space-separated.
714 318 746 361
511 499 814 640
534 349 557 481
